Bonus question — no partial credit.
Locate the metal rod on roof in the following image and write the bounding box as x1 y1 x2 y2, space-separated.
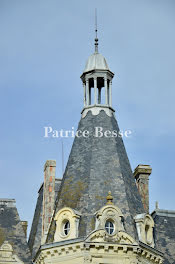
61 140 64 176
95 8 99 53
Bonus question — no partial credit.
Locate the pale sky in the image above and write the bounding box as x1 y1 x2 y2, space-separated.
0 0 175 237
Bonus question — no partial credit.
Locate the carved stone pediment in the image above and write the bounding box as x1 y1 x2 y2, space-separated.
86 229 137 245
86 229 106 242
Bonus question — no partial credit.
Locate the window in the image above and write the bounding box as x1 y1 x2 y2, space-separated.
105 220 114 235
63 221 70 236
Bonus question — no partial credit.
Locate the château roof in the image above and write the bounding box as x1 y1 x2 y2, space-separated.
47 110 144 242
0 199 32 263
152 208 175 264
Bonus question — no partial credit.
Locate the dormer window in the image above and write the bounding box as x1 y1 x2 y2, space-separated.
95 192 124 237
134 213 155 248
54 207 81 242
105 220 115 235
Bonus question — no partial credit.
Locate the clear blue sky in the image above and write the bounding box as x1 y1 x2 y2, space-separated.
0 0 175 237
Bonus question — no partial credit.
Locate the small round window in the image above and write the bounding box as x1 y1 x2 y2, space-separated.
105 220 114 235
63 220 70 236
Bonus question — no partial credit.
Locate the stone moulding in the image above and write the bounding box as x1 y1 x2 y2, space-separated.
35 238 164 264
81 105 115 118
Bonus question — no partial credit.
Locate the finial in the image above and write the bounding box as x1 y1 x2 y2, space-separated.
94 8 98 53
106 191 113 205
155 201 159 210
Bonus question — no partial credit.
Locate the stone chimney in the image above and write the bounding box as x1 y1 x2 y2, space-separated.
21 221 28 238
42 160 56 244
134 165 152 214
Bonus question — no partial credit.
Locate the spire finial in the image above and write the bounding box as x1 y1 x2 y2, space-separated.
95 8 98 53
106 191 113 205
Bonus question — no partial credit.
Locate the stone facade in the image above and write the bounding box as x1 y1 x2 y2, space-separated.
35 234 164 264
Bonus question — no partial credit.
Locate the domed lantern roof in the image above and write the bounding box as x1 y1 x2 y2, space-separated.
83 52 110 73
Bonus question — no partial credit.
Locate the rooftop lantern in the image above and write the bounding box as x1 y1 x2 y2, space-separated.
80 14 115 116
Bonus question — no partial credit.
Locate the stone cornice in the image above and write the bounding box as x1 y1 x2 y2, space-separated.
35 240 164 264
151 209 175 218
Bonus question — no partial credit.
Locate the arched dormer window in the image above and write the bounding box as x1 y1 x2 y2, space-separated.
134 213 154 247
54 207 81 242
95 192 124 236
95 204 124 236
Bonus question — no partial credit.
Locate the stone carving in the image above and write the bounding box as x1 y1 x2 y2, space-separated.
0 241 23 264
86 229 137 246
84 255 92 263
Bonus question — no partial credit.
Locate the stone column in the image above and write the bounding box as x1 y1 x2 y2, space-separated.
83 83 86 106
134 165 152 213
105 77 108 105
42 160 56 244
86 79 89 106
89 87 91 105
109 80 112 106
94 77 97 105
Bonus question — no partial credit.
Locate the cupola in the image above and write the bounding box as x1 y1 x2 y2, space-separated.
80 26 115 117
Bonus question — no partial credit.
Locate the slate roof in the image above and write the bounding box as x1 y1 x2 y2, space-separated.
0 199 32 264
47 110 144 242
152 209 175 264
28 179 62 259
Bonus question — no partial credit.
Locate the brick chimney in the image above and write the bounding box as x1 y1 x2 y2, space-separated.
42 160 56 244
134 165 152 214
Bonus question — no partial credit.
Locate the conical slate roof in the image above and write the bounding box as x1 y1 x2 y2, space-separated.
47 110 144 242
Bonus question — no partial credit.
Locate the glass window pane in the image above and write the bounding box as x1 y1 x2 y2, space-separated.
105 220 114 234
63 221 70 235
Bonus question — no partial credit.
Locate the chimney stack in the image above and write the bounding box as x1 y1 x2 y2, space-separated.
134 165 152 214
42 160 56 244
